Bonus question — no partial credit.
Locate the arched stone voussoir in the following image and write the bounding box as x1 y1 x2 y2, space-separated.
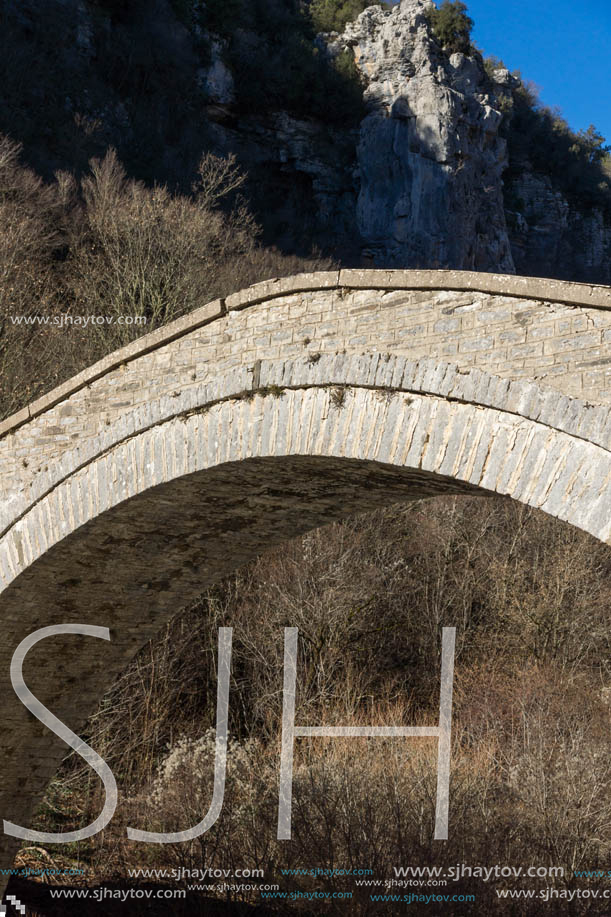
2 354 611 544
2 378 611 604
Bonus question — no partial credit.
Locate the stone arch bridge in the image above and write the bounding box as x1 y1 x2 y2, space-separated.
1 268 611 876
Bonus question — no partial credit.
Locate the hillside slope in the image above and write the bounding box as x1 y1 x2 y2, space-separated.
0 0 609 281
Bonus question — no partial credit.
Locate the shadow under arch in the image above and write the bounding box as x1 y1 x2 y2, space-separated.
1 356 610 879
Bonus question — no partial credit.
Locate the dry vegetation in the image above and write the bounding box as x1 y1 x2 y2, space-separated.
29 497 611 914
0 134 333 420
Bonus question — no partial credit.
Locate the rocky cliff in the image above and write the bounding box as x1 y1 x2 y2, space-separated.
202 0 610 281
202 0 514 272
327 0 514 271
506 171 611 285
1 0 609 282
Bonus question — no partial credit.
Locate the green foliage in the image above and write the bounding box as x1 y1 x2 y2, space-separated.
309 0 389 34
169 0 194 26
572 124 610 165
334 47 362 84
199 0 367 125
426 0 474 55
505 78 611 215
481 58 611 218
482 54 507 80
232 37 365 125
90 0 131 20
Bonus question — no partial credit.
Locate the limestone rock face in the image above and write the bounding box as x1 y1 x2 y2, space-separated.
208 111 359 253
507 173 611 284
198 39 235 106
327 0 515 271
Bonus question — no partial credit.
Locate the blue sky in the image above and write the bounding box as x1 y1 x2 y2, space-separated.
456 0 611 143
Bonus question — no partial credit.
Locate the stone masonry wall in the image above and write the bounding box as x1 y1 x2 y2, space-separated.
2 269 611 510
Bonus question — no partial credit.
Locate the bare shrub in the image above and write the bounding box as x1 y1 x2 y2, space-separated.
66 148 258 357
482 503 611 674
124 729 276 883
0 140 335 420
67 148 335 362
0 135 67 416
54 497 610 784
123 674 609 913
459 664 611 875
124 705 484 907
117 666 609 913
32 496 609 914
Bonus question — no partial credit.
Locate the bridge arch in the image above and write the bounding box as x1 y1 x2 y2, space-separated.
1 269 611 878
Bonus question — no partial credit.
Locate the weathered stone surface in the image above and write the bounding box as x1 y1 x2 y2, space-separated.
5 0 607 286
198 38 235 105
2 269 611 444
508 173 611 286
208 110 360 254
1 382 611 873
324 0 514 271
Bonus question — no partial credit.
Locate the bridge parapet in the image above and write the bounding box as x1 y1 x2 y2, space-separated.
2 270 611 511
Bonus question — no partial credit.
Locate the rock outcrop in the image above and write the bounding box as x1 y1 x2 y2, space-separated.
204 0 515 271
329 0 514 271
206 110 360 254
506 173 611 284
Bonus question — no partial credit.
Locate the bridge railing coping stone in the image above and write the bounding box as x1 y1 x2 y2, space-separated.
2 270 611 440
